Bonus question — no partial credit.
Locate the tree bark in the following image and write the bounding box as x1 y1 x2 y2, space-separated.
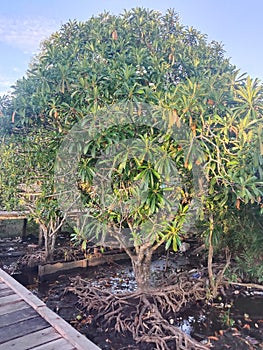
207 213 215 296
44 232 57 262
38 225 44 247
21 218 27 241
131 248 153 291
207 213 229 298
41 223 57 262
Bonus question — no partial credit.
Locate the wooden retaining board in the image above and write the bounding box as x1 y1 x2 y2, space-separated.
0 268 101 350
38 253 128 278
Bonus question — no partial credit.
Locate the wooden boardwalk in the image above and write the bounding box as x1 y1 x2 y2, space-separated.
0 268 101 350
0 210 28 219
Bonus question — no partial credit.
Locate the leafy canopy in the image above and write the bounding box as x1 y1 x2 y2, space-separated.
0 8 262 266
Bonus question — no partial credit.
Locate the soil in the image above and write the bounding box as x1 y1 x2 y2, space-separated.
0 233 262 350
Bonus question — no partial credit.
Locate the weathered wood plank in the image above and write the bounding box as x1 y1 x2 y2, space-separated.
87 252 128 266
0 269 101 350
36 305 100 350
0 306 36 327
0 293 22 305
0 327 61 350
32 337 75 350
0 288 14 297
0 282 9 290
0 300 28 316
0 211 29 220
0 315 49 343
38 259 88 277
38 253 128 278
0 271 46 309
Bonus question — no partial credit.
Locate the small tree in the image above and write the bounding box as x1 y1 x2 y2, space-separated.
0 108 65 262
197 76 263 296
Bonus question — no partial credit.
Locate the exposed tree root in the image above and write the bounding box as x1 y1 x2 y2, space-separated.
17 246 81 268
18 250 46 267
68 274 210 350
229 281 263 291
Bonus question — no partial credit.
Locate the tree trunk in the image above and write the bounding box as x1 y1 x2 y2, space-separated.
44 234 56 262
38 225 44 247
208 213 216 297
42 226 57 262
21 218 27 241
131 249 153 291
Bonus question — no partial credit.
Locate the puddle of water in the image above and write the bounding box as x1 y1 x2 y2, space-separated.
173 303 223 340
87 255 191 293
166 291 263 340
89 266 137 293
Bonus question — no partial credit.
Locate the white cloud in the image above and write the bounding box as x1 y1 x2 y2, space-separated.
0 79 14 96
0 16 60 95
0 15 59 54
12 67 22 73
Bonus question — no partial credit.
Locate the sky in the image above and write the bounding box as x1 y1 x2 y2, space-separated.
1 0 263 96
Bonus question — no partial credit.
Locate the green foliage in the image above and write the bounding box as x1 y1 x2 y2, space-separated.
59 108 193 254
0 7 262 282
235 253 263 283
10 8 234 130
0 100 63 260
223 206 263 283
220 309 235 327
199 204 263 283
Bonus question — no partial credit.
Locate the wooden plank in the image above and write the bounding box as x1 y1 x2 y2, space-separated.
38 253 128 278
0 315 49 343
0 270 46 309
0 211 29 220
38 259 87 277
32 337 75 350
0 215 27 220
0 288 14 297
0 293 22 305
0 327 61 350
0 300 28 316
0 282 9 290
35 306 100 350
87 252 128 266
0 269 101 350
0 306 36 327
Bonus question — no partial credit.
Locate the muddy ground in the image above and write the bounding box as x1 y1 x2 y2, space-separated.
0 234 262 349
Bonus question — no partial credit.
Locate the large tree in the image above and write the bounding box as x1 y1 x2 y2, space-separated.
1 8 262 291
